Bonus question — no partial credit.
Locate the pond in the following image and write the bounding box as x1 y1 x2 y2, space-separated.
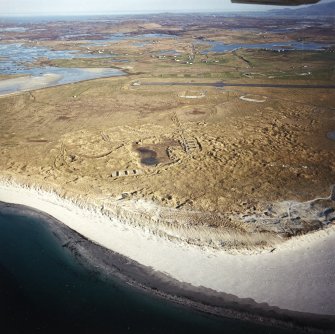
327 131 335 141
137 147 159 166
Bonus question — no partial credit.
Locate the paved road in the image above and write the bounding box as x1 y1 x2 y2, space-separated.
142 82 335 89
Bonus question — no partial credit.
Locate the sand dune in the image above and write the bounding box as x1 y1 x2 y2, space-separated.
0 181 334 316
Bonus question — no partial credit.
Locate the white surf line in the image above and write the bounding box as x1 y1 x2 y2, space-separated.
0 181 334 316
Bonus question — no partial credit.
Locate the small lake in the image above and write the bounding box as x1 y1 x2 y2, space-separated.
327 131 335 141
198 40 330 54
0 204 293 333
0 27 27 33
86 33 177 46
137 147 159 166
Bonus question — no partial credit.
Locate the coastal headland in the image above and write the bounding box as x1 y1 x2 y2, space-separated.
0 12 335 332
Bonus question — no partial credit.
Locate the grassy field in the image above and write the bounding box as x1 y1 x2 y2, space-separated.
1 16 334 249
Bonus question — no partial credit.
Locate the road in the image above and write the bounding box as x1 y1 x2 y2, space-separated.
142 81 335 89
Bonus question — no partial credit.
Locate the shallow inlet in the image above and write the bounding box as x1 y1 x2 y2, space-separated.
0 67 125 96
0 42 126 96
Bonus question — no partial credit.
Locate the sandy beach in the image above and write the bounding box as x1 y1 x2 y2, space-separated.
0 180 335 327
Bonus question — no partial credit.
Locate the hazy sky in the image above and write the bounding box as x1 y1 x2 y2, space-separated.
0 0 329 16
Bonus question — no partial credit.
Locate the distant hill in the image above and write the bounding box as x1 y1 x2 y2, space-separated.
269 0 335 15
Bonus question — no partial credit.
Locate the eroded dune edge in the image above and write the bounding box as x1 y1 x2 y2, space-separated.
1 179 335 332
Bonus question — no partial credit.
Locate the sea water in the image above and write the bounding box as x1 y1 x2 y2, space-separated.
0 205 294 334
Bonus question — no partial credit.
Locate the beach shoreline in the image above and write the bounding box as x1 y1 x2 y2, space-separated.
0 181 335 332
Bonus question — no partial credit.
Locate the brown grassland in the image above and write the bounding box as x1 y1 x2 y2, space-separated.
1 15 335 249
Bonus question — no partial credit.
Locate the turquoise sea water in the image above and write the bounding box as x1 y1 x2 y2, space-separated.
0 206 293 334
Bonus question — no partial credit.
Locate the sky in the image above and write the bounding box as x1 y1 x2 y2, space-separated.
0 0 330 16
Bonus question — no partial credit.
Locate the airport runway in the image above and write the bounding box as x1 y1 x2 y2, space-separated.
142 82 335 89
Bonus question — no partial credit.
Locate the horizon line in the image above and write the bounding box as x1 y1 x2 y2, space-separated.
0 9 275 17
